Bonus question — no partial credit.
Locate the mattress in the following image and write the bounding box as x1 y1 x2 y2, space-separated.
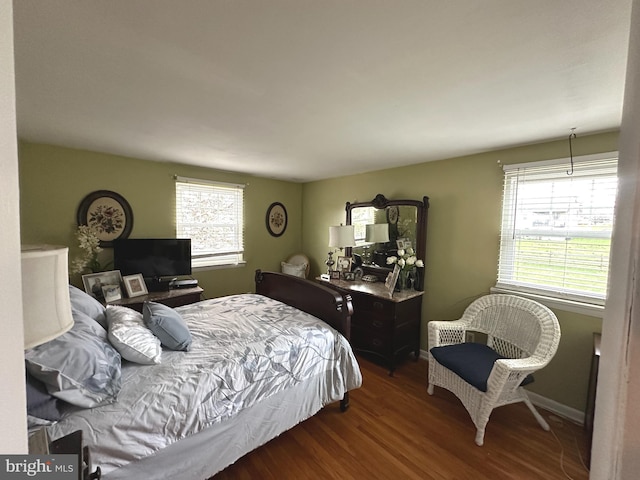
47 293 362 478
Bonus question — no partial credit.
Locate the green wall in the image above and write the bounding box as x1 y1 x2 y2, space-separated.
18 132 618 412
18 142 303 298
302 131 618 411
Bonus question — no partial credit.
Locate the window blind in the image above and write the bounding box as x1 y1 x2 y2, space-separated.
175 176 245 268
496 152 618 305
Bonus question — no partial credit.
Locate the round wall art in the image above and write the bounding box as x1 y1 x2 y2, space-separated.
266 202 288 237
76 190 133 247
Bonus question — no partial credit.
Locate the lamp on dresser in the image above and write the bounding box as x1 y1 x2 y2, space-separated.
363 223 389 265
326 224 355 273
21 245 74 349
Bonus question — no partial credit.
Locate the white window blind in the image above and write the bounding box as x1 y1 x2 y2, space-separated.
175 176 245 268
496 152 618 305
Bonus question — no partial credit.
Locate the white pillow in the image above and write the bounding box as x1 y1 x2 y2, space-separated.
281 261 307 278
106 305 162 365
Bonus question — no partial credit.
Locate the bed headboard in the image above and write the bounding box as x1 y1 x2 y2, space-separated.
254 270 353 340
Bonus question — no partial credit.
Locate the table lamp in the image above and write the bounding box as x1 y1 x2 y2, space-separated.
326 225 355 273
22 245 74 349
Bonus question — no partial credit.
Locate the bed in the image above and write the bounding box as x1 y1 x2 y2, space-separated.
25 270 362 479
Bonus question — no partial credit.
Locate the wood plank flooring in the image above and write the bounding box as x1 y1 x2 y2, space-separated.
213 356 590 479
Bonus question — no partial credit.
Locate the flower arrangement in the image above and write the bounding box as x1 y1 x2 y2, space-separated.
386 247 424 290
70 225 109 274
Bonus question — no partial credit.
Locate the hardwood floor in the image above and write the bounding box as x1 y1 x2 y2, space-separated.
213 356 590 479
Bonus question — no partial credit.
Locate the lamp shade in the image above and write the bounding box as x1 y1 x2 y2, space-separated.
21 245 74 349
328 225 355 248
365 223 390 243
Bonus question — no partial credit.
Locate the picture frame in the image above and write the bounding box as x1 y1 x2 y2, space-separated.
77 190 134 247
330 270 342 280
396 238 411 250
384 264 401 296
102 284 122 303
266 202 288 237
343 271 356 281
337 256 352 272
82 270 124 301
123 273 148 298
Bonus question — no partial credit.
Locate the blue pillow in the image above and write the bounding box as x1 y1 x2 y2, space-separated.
430 342 534 392
26 371 67 422
25 310 122 408
69 284 107 329
143 302 192 351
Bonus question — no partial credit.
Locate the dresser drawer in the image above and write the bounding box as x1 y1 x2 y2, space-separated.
351 295 393 315
351 326 391 354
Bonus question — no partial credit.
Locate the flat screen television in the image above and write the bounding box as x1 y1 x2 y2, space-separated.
113 238 192 282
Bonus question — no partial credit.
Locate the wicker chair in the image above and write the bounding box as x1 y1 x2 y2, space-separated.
427 294 561 446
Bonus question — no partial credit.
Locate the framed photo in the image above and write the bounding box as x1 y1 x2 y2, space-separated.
123 274 148 298
384 264 401 296
330 270 342 280
77 190 133 247
102 284 122 303
82 270 123 301
396 238 411 250
337 256 352 272
266 202 288 237
343 271 356 281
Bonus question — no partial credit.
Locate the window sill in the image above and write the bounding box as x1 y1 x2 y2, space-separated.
490 286 605 318
193 261 246 272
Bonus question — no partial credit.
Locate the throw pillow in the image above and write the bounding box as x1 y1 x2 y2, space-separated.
25 310 122 408
69 284 107 329
143 301 192 351
106 305 162 365
281 261 307 278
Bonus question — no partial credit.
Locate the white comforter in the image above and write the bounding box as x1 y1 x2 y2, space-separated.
47 294 362 476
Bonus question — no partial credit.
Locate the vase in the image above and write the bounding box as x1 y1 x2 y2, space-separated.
396 269 415 291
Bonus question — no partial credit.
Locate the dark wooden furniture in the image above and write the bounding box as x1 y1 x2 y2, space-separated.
319 277 423 375
585 332 601 467
49 430 101 479
109 286 203 312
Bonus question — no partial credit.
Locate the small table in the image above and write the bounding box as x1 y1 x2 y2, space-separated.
108 287 204 312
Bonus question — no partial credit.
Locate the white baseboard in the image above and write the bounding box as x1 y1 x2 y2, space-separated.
526 391 585 426
419 349 586 426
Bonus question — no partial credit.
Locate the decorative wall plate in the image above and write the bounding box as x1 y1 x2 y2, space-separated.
386 205 399 224
77 190 133 247
266 202 288 237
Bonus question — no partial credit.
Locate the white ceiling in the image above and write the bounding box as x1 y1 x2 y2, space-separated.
12 1 632 182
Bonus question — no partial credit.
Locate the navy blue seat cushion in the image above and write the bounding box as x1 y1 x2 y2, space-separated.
430 342 534 392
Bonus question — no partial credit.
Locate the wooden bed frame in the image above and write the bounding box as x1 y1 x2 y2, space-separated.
255 269 354 411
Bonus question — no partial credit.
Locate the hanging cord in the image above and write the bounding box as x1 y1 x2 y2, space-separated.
567 128 577 175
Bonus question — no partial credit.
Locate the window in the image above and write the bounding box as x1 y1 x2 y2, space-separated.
175 176 245 268
496 152 618 306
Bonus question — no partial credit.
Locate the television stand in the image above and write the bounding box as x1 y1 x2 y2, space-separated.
109 287 204 312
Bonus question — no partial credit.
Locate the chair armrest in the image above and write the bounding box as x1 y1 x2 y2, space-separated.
486 357 547 394
428 320 467 348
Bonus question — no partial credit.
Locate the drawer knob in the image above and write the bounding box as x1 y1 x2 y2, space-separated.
373 301 384 310
372 338 383 347
372 320 383 328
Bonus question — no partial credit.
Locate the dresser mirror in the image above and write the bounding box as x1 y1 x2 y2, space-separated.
345 193 429 288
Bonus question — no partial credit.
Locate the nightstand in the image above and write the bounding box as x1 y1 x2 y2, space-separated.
49 430 101 480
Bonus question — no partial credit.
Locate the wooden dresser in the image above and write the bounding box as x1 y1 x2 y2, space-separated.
319 278 423 375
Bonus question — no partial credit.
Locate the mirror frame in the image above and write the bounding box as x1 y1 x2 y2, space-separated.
345 193 429 288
